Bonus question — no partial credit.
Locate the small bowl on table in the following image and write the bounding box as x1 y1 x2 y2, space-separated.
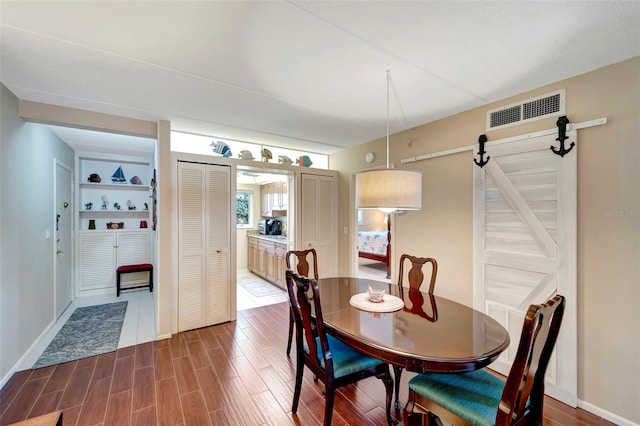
368 286 386 303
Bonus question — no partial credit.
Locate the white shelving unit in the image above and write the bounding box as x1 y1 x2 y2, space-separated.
77 155 153 230
75 152 154 296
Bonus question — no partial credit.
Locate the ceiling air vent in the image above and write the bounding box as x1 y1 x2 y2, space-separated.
486 89 565 131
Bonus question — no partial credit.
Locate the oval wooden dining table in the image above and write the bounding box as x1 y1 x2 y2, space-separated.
316 277 510 375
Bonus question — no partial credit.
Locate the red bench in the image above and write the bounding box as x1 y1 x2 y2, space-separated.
116 263 153 296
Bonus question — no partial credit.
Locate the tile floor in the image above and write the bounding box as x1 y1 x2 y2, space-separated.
18 272 286 371
19 288 157 371
236 269 288 310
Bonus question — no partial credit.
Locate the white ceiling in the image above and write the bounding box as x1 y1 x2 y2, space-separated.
2 1 639 155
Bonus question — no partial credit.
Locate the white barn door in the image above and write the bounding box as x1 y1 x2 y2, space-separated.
473 131 577 406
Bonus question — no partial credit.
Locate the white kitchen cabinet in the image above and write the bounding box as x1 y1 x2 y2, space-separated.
77 230 150 295
178 161 231 332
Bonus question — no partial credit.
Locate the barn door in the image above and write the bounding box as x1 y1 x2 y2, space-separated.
473 131 577 406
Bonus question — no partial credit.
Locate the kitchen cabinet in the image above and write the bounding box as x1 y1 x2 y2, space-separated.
77 230 150 295
247 235 287 289
260 180 288 215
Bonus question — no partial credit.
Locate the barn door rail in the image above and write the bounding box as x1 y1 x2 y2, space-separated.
400 117 606 165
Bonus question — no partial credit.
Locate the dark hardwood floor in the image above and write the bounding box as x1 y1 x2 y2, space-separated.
0 302 615 425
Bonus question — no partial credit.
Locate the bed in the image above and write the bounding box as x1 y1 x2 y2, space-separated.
358 225 391 278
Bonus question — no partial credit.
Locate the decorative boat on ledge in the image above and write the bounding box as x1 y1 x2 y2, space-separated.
111 166 126 183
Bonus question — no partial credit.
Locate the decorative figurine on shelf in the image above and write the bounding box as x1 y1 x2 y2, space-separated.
144 202 149 210
127 200 136 210
113 202 122 210
297 155 313 167
88 219 96 230
278 155 293 165
88 173 101 183
211 141 232 157
101 195 108 210
111 166 126 183
238 150 255 160
85 202 93 211
130 176 143 185
261 148 273 162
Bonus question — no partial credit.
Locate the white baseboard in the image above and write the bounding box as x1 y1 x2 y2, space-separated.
0 319 56 389
156 333 172 340
579 400 638 426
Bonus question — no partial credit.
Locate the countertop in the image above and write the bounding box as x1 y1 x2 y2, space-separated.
247 234 291 244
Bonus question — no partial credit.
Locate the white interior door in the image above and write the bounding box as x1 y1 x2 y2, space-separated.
55 160 73 318
178 161 231 331
300 173 337 276
473 131 577 406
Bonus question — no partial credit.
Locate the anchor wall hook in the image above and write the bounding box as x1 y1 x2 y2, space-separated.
550 115 575 157
474 134 490 168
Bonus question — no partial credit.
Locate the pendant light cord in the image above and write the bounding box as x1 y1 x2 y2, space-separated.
386 69 390 170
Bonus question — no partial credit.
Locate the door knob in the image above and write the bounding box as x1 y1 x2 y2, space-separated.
56 249 64 254
216 249 222 253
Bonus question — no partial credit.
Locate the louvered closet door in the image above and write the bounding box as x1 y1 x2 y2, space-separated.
301 173 337 276
178 161 231 331
78 232 116 292
474 131 577 405
178 162 207 331
205 165 230 325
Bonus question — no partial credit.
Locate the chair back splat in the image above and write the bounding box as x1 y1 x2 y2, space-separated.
286 270 394 426
286 248 319 279
398 254 437 293
404 294 565 426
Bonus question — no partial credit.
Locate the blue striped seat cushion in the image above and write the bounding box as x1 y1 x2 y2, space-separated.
408 369 505 426
303 335 384 378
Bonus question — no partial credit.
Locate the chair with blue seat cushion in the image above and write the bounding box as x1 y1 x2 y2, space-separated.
393 254 438 411
403 294 565 426
286 269 394 426
285 249 319 356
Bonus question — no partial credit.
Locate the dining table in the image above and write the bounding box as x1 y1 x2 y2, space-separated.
316 276 510 377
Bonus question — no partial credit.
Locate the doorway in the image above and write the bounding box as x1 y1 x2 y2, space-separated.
236 169 290 311
54 160 73 318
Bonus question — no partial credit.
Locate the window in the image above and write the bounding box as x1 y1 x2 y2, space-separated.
236 191 252 227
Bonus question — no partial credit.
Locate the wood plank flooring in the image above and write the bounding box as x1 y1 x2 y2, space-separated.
0 302 615 425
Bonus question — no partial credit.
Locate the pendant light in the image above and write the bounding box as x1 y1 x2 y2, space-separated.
356 71 422 213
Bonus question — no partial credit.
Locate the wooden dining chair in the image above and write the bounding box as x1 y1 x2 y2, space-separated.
403 294 566 426
286 270 394 426
393 254 438 410
285 248 319 356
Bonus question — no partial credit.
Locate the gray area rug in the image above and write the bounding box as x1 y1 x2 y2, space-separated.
238 276 283 297
33 301 128 369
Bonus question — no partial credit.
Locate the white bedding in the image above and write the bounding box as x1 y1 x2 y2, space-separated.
358 231 389 255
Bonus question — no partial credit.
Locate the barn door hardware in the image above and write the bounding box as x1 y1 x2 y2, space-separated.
473 134 490 168
550 115 575 157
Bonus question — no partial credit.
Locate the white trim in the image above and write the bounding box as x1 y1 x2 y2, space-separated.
0 319 56 389
578 400 638 426
400 117 606 164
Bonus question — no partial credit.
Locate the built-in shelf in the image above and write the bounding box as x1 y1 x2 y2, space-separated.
79 182 150 191
80 210 150 215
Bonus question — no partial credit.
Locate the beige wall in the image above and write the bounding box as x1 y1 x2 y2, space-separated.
330 57 640 423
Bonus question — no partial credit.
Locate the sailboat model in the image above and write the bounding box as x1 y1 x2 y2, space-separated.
111 166 126 183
